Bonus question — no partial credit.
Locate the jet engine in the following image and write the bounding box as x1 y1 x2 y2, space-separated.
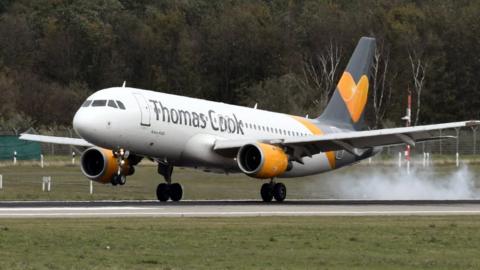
80 147 136 184
237 143 290 179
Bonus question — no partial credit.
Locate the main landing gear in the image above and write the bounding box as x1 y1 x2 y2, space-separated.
156 163 183 202
260 180 286 202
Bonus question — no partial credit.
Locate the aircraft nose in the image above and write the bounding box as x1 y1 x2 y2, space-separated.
73 109 94 139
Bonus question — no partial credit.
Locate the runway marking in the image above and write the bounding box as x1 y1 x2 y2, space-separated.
2 209 480 218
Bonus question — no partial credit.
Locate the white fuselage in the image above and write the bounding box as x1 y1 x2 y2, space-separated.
73 87 359 178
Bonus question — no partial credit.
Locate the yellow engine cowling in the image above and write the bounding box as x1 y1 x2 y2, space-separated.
80 147 131 184
237 143 289 179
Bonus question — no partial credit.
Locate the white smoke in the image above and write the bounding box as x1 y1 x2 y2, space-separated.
308 165 479 200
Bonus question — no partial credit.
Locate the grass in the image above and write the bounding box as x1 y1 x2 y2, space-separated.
0 161 479 201
0 216 479 269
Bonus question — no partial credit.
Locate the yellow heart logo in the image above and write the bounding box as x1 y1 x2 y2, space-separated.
337 72 369 123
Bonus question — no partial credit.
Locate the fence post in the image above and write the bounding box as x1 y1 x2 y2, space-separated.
455 128 460 167
472 126 478 155
40 154 44 168
398 152 402 167
90 180 93 195
0 174 3 189
439 129 443 155
72 151 76 165
13 151 17 165
42 176 51 192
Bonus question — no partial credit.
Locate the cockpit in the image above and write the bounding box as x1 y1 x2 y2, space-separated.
81 99 126 110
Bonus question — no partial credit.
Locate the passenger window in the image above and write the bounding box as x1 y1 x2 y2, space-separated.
116 101 126 110
92 100 107 107
81 100 92 107
108 100 118 108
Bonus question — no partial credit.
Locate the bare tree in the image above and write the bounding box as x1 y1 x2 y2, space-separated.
371 41 393 129
408 50 428 126
297 40 342 111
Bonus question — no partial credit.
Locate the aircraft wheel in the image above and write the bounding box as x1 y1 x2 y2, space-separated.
273 183 286 202
156 183 170 202
260 183 274 202
118 175 127 185
169 183 183 202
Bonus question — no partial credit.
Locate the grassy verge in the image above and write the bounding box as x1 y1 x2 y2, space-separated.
0 163 478 201
0 216 479 270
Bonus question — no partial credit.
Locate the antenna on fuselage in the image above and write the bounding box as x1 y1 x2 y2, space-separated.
122 81 126 88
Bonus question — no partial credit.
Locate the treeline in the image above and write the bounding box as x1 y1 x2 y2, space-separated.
0 0 479 130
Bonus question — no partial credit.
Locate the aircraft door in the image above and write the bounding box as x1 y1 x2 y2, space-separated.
133 93 151 126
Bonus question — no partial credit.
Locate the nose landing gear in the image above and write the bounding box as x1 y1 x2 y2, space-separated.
156 163 183 202
111 148 129 186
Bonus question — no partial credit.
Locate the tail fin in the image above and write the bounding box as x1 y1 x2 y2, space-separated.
317 37 376 130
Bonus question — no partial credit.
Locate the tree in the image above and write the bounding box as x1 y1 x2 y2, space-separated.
297 40 342 112
408 50 427 126
371 40 393 128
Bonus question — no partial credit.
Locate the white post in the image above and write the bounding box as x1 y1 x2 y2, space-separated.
42 176 51 192
456 152 460 167
422 152 426 167
427 153 431 167
407 160 410 175
0 174 3 189
368 157 372 164
398 152 402 167
13 151 17 165
72 152 76 165
40 154 44 168
90 180 93 195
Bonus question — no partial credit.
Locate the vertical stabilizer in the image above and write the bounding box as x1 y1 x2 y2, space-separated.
317 37 375 130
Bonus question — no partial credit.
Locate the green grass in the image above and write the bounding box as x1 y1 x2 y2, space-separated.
0 216 479 269
0 162 479 201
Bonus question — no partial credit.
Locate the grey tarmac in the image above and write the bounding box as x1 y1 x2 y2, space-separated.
1 200 480 218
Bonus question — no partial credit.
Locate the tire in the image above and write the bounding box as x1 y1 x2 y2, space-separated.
127 166 135 176
118 175 127 185
273 183 286 202
111 177 118 186
260 183 274 202
156 183 170 202
169 183 183 202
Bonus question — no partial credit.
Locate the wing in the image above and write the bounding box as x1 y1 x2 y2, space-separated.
19 134 94 147
214 121 480 158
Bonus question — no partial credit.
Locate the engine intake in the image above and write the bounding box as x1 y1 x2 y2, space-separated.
237 143 289 179
80 147 132 184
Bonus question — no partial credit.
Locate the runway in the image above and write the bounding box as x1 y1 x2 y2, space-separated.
1 200 480 218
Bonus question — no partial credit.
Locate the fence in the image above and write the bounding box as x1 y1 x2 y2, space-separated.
0 127 81 157
383 128 480 157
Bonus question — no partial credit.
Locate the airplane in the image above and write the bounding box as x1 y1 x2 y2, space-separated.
20 37 479 202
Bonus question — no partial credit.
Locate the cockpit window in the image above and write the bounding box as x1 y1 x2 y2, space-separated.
116 100 126 110
81 100 92 107
107 100 117 108
92 100 107 107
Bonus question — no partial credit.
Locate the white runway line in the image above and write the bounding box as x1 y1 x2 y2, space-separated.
2 205 480 218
